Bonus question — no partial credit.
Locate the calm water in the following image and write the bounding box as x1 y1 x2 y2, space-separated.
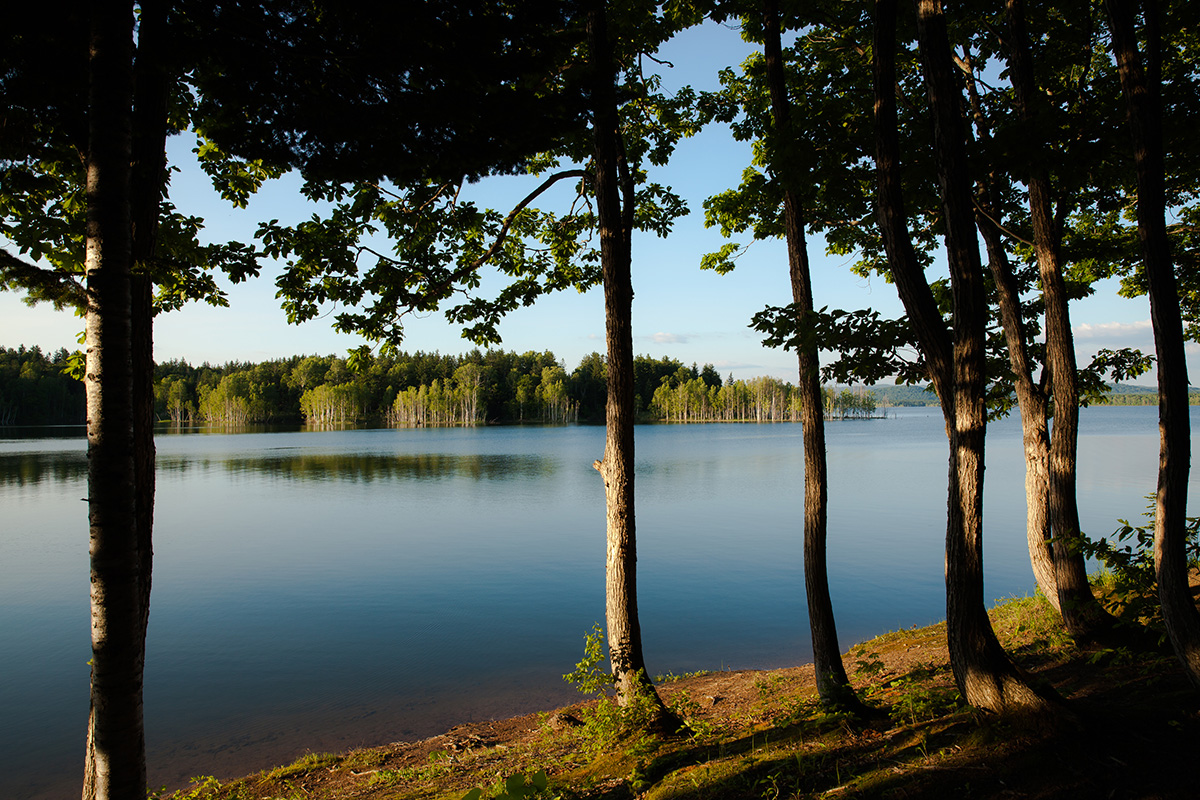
0 406 1192 797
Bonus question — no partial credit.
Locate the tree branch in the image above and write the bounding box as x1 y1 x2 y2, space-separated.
0 250 87 309
402 168 591 310
972 201 1035 247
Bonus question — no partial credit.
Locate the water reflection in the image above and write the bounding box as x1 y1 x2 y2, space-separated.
214 452 556 482
0 451 88 487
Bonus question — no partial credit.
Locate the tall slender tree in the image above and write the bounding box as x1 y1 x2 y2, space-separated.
873 0 1053 712
758 0 866 711
587 0 658 711
81 3 145 797
999 0 1122 640
1106 0 1200 690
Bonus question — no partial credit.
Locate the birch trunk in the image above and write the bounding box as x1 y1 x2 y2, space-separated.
82 2 147 797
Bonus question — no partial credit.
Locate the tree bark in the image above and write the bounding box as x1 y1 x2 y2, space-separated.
1004 0 1116 641
130 0 169 679
958 45 1060 612
761 0 864 712
874 0 1054 712
586 0 673 722
977 217 1059 610
82 2 147 798
1107 0 1200 690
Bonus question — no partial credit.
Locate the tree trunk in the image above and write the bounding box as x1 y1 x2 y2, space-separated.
586 0 674 722
960 47 1059 612
130 0 169 674
1107 0 1200 690
761 0 863 712
82 2 147 798
874 0 1054 712
977 219 1058 610
1004 0 1117 641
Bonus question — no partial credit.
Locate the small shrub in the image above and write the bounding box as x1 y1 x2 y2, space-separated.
655 669 712 683
562 626 664 757
667 688 717 738
563 622 612 697
1081 495 1200 635
852 650 886 679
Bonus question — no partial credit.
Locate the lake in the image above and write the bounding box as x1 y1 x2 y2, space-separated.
0 405 1191 798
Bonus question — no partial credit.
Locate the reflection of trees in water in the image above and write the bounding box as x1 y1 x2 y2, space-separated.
2 450 557 486
0 451 89 487
222 452 555 483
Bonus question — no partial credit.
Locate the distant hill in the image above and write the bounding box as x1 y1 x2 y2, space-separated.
853 383 940 407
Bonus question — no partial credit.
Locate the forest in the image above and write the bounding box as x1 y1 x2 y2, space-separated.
0 344 891 426
3 0 1200 799
4 343 1177 429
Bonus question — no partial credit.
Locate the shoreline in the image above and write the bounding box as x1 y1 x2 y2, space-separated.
153 596 1199 800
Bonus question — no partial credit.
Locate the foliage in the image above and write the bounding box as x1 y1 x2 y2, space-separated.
150 776 244 800
885 672 963 727
561 624 661 758
369 750 454 787
461 770 556 800
1082 495 1200 634
751 305 924 387
563 623 612 698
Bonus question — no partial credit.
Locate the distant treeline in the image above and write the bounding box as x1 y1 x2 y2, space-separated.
651 377 884 422
11 343 1179 427
0 346 85 426
153 349 888 426
0 345 893 426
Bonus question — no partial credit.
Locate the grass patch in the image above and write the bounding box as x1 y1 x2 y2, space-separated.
259 752 340 782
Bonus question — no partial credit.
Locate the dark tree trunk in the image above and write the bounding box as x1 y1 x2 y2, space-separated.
129 0 170 677
959 44 1059 611
586 0 673 722
871 1 954 410
1005 0 1116 640
873 0 1053 712
82 2 146 798
1107 0 1200 690
761 0 863 712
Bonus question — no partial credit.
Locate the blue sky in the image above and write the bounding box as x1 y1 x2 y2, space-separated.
0 21 1181 384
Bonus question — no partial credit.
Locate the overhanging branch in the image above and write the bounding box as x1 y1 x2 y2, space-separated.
0 250 86 309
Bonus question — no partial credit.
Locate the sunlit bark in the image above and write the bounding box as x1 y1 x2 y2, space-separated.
82 2 147 797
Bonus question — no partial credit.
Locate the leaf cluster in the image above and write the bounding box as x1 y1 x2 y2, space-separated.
1082 495 1200 636
751 304 925 386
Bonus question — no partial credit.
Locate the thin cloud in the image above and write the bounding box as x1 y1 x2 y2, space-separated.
649 332 689 344
1073 319 1153 339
